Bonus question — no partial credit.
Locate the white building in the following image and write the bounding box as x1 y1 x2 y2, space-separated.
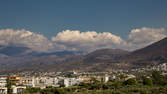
12 85 26 94
109 75 116 81
0 76 7 88
32 77 60 88
20 76 35 87
45 77 59 87
125 74 136 80
159 63 167 71
0 87 7 94
102 75 109 83
0 76 7 94
32 77 46 89
63 78 80 87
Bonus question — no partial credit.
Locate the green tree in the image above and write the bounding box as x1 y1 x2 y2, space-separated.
152 71 167 85
54 88 65 94
90 77 100 84
6 77 16 94
112 81 122 88
119 74 127 81
143 78 153 86
123 78 137 85
24 87 41 94
79 82 91 89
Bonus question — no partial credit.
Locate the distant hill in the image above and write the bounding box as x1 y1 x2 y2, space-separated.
0 45 31 56
27 50 83 57
64 37 167 71
0 37 167 73
0 45 83 57
0 45 84 74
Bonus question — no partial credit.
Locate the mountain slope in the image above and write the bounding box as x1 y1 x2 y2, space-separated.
67 37 167 71
1 37 167 73
0 46 31 56
83 49 129 64
129 37 167 62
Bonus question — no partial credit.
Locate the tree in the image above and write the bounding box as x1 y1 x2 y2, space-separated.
123 78 136 85
6 77 16 94
152 71 167 85
112 81 122 88
143 78 153 86
79 82 91 89
118 74 127 81
24 87 41 94
54 88 65 94
90 77 100 84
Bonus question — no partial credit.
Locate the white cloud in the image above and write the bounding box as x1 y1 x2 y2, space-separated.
0 27 166 53
0 29 53 52
52 28 167 52
51 30 128 52
128 27 167 50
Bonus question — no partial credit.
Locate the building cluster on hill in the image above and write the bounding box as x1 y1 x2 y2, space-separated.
0 70 139 94
0 75 81 94
1 63 167 94
129 62 167 73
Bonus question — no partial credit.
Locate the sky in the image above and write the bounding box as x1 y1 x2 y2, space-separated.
0 0 167 52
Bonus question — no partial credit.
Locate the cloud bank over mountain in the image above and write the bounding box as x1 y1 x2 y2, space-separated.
128 27 167 50
51 30 128 52
0 29 53 52
0 27 166 52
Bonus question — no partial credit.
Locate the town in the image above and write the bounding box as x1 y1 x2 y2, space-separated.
0 62 167 94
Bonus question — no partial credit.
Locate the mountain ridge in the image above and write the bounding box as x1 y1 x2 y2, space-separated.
0 37 167 73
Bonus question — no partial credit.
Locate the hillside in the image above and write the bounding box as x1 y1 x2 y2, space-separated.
0 37 167 73
130 37 167 61
125 38 167 67
84 48 129 62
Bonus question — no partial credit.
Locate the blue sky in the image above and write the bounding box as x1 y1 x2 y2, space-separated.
0 0 167 52
0 0 167 39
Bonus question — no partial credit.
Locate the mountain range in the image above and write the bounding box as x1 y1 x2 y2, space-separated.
0 37 167 74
